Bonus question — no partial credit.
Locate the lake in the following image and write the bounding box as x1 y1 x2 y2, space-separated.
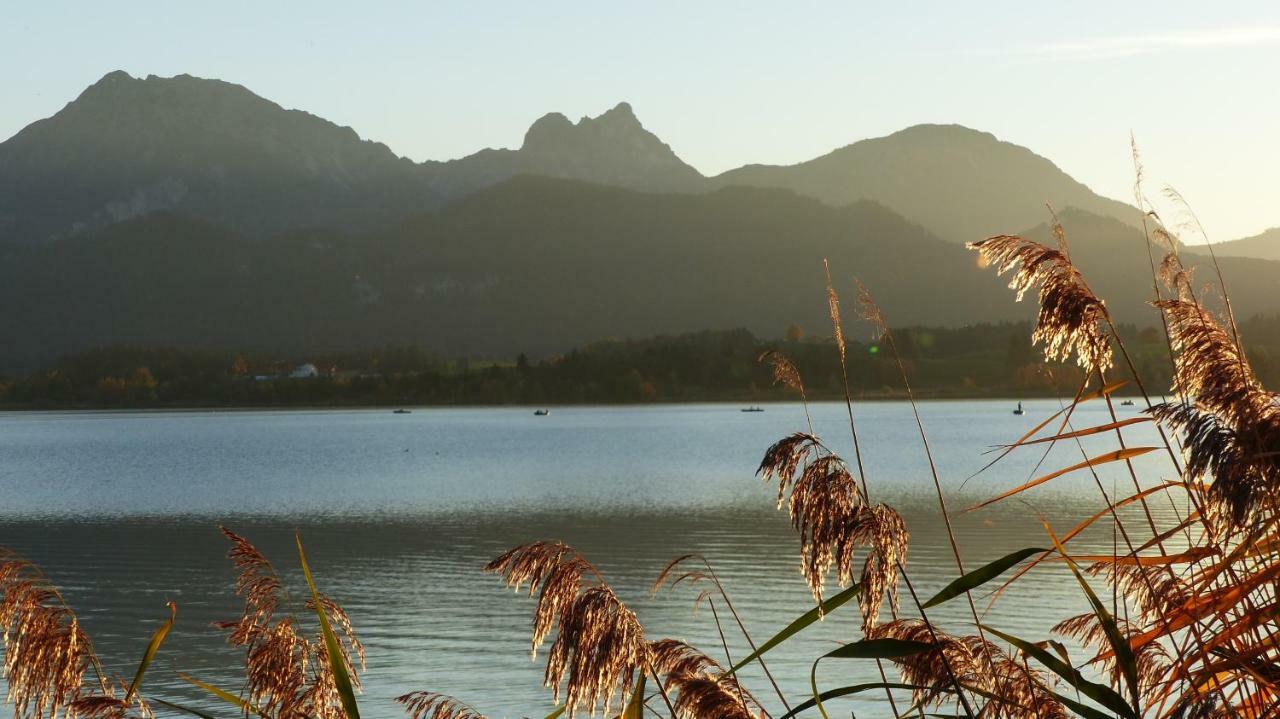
0 401 1178 718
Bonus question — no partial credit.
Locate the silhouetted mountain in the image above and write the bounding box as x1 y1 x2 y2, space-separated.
713 124 1140 244
0 71 435 243
425 102 704 197
4 72 1278 372
4 72 1156 249
1185 228 1280 262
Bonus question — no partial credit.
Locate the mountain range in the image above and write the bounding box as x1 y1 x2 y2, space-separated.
0 71 1276 371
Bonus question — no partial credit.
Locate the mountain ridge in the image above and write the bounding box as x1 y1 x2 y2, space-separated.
2 70 1155 248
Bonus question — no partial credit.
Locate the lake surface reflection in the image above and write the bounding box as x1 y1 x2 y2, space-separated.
0 401 1176 717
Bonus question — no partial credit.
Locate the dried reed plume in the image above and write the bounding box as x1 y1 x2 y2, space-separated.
968 232 1113 373
0 553 97 719
216 529 364 719
757 434 907 626
395 691 487 719
1053 613 1172 704
485 543 647 717
67 679 155 719
219 527 283 645
872 620 1068 719
1150 295 1280 527
647 639 766 719
758 351 805 398
824 263 847 367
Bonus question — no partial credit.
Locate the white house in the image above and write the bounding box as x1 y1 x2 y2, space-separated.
290 363 320 379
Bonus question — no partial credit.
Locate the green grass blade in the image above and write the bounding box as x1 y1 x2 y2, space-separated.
1049 690 1119 719
779 682 921 718
981 625 1135 719
125 600 176 702
809 639 935 719
151 698 221 719
823 638 935 660
296 533 362 719
177 673 267 719
542 706 566 719
923 547 1049 608
1047 524 1142 713
722 582 860 677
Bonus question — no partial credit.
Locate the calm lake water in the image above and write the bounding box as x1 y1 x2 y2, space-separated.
0 401 1178 718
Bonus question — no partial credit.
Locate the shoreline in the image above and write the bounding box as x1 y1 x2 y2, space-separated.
0 394 1141 413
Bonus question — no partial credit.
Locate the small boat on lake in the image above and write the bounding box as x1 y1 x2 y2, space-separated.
1013 401 1025 416
741 406 764 413
534 409 550 416
1120 399 1135 407
393 409 412 414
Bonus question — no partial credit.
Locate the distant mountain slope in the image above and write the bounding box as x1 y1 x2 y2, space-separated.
425 102 704 198
0 71 436 242
0 178 1021 370
713 124 1140 244
6 176 1277 373
1185 228 1280 262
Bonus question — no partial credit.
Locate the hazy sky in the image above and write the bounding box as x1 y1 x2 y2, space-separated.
3 2 1278 239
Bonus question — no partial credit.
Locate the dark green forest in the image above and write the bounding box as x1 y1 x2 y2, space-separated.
6 316 1280 409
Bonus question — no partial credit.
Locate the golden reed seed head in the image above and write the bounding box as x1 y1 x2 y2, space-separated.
486 543 646 718
823 260 848 367
757 350 805 396
0 557 95 719
757 434 907 628
648 639 767 719
854 279 887 336
216 529 364 719
219 527 283 645
872 619 1069 719
1150 287 1280 528
968 234 1113 374
1052 613 1172 704
395 691 487 719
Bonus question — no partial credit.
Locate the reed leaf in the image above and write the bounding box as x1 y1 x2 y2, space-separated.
296 533 362 719
619 674 645 719
979 626 1135 719
1045 525 1141 714
125 600 176 702
1062 546 1218 566
1047 690 1117 719
809 640 934 719
777 682 922 719
968 447 1158 512
824 638 936 660
923 547 1049 608
1008 417 1151 448
151 697 222 719
721 581 860 677
178 673 269 719
968 381 1127 479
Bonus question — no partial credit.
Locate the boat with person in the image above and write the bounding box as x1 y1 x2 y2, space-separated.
741 406 764 413
1013 401 1024 415
533 409 550 416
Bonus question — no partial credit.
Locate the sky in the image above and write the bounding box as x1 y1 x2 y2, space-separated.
2 1 1278 240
